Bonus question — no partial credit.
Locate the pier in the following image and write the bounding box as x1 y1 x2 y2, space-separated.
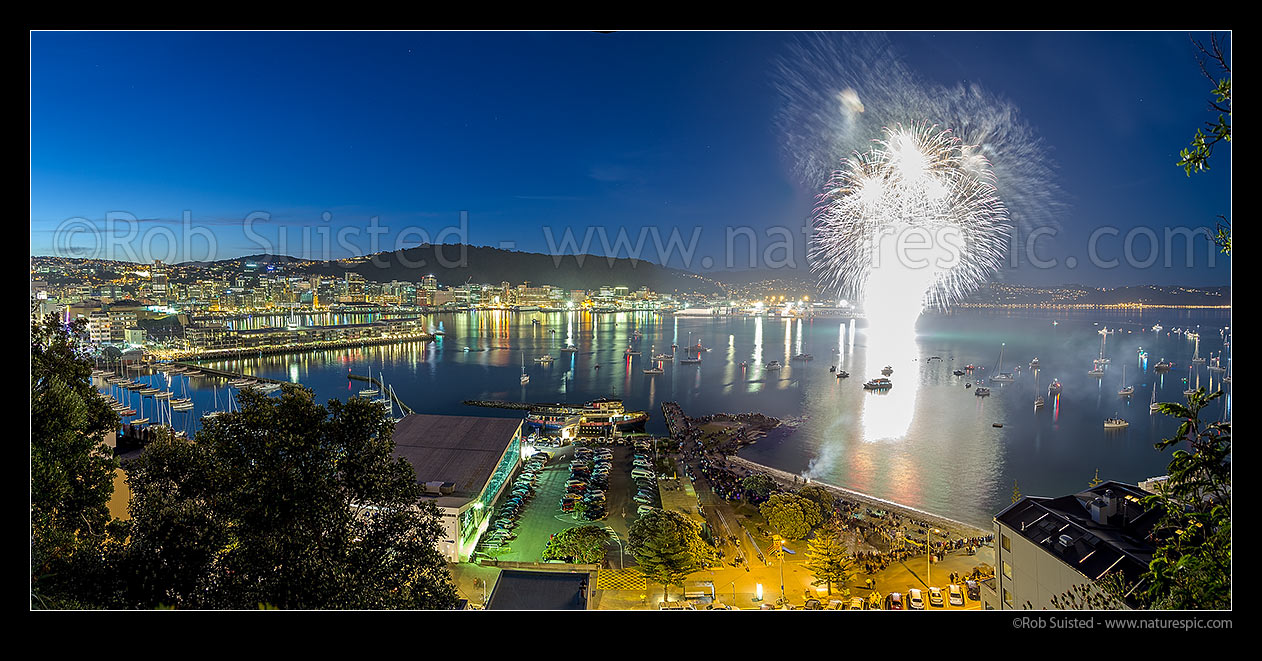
164 332 434 362
463 400 533 411
176 363 288 385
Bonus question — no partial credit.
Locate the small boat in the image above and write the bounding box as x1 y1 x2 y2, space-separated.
359 365 380 397
881 366 893 376
974 387 990 397
829 366 836 373
1088 360 1105 377
1029 358 1039 370
953 369 966 376
863 378 892 390
534 355 554 364
520 356 530 385
740 361 747 368
992 423 1003 428
1150 384 1161 413
1104 417 1129 429
1152 323 1163 332
680 358 701 365
642 367 664 375
1154 359 1172 372
1048 380 1062 396
1118 365 1134 397
765 361 782 370
836 370 849 379
625 345 642 356
652 353 673 361
791 354 814 362
561 345 579 353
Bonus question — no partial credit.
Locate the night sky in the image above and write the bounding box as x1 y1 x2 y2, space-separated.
30 31 1231 287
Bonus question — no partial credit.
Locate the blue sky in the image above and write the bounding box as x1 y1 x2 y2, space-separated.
30 31 1230 286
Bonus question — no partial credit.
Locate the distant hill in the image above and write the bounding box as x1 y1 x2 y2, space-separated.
963 283 1231 306
293 244 727 295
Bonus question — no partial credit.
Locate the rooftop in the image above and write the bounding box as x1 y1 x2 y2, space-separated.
485 570 591 610
996 481 1162 601
391 413 522 500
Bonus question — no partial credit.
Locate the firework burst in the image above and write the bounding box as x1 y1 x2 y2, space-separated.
809 123 1010 310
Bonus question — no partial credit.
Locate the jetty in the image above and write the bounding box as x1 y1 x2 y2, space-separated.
174 363 287 385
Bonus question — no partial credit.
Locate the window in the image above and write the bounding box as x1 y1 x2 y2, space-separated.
1002 561 1012 579
1003 589 1012 605
1001 534 1011 551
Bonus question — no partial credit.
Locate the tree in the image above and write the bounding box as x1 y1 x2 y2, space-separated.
740 474 775 503
760 492 824 541
1175 32 1231 255
628 509 716 602
798 484 837 516
1011 480 1022 504
543 526 609 565
804 517 855 595
120 385 460 609
1141 388 1231 609
31 313 123 607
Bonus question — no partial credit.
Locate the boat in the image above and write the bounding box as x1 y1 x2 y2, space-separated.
679 357 701 364
520 356 530 385
652 353 674 361
974 387 991 397
765 361 782 370
1152 323 1163 332
881 365 894 376
791 354 814 362
863 378 892 390
1183 365 1197 396
1150 383 1161 413
1095 333 1110 365
829 365 836 373
525 398 649 436
1154 359 1172 372
836 370 849 379
1191 335 1205 365
625 345 642 356
1104 417 1129 429
953 369 966 376
1029 357 1039 370
992 423 1003 428
561 345 579 353
990 343 1015 383
534 355 554 364
642 367 664 375
359 365 380 397
1088 360 1105 378
1118 365 1134 397
1048 379 1062 396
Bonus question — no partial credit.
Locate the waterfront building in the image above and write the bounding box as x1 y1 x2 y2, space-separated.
390 414 526 562
982 481 1160 610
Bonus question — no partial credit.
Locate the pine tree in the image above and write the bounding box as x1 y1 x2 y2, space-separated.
1011 480 1022 504
804 516 854 596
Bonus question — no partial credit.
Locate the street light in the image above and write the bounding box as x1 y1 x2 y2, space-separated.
926 528 942 589
773 534 786 605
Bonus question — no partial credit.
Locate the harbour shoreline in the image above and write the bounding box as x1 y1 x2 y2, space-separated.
724 454 990 538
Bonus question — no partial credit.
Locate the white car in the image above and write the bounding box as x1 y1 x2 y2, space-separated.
948 584 965 606
908 588 925 610
928 586 944 607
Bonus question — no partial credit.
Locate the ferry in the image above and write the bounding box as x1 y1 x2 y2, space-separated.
1104 417 1129 429
863 378 892 390
525 398 650 436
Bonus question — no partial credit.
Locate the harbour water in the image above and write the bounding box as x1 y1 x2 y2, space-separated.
116 308 1230 529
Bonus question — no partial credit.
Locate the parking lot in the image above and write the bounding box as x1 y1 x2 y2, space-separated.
473 438 663 567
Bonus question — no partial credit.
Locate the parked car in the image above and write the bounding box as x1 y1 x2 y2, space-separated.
908 588 925 610
948 584 964 606
928 587 944 607
965 580 980 601
637 505 657 516
849 597 865 610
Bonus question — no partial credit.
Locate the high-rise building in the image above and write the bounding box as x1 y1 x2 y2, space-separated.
151 259 169 304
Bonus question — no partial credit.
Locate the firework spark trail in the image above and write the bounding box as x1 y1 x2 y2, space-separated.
776 33 1063 306
808 122 1010 310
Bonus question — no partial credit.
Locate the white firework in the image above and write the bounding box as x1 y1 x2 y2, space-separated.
809 123 1010 310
